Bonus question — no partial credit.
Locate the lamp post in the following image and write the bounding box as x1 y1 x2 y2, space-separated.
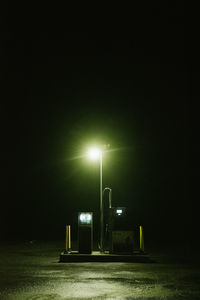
99 151 103 252
87 147 104 252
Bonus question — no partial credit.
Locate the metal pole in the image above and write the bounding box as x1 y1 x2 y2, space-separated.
100 152 103 252
66 225 71 252
140 225 144 252
103 187 112 208
109 188 112 208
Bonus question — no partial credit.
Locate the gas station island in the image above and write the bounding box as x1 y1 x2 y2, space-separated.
60 208 149 262
60 146 150 262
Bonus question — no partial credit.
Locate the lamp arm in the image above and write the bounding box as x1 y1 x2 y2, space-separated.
103 187 112 208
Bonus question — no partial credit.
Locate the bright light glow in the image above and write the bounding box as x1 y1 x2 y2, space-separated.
116 209 122 215
80 213 92 223
87 147 101 160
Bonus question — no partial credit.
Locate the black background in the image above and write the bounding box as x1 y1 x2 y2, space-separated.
1 3 190 246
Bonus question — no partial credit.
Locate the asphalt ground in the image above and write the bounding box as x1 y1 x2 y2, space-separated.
0 241 200 299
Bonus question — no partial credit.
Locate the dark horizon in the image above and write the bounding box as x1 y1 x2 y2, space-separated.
0 3 190 246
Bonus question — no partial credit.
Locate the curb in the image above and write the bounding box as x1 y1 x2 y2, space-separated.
59 251 153 263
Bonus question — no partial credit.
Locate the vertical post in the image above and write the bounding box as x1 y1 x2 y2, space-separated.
100 152 103 252
66 225 71 252
139 225 144 252
66 225 68 251
68 225 71 250
109 188 112 208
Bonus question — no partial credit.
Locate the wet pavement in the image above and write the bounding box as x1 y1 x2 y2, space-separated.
0 241 200 299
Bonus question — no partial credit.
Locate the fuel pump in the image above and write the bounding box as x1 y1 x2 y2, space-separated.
105 207 134 253
78 212 93 254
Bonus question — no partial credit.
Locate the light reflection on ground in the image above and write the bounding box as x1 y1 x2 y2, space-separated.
0 241 199 299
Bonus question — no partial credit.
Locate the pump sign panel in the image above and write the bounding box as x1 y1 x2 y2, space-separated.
114 207 126 216
79 213 92 225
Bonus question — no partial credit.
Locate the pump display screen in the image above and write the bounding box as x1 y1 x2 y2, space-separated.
114 207 126 216
79 213 92 224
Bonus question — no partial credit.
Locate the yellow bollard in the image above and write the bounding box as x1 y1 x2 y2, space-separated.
66 225 71 252
68 226 71 250
139 225 144 252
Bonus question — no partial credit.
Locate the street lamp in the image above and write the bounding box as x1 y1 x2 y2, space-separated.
87 147 103 252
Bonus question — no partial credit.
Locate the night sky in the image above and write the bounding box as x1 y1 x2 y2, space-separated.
1 3 189 245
